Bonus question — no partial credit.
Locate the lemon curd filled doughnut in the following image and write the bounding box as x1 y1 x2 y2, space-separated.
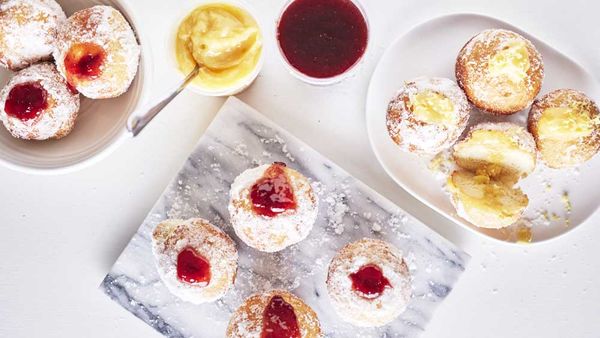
0 62 79 140
228 162 318 252
151 218 238 304
386 77 470 155
456 29 543 115
54 6 140 99
447 170 528 229
528 89 600 168
453 122 537 182
226 290 321 338
326 238 411 327
0 0 66 71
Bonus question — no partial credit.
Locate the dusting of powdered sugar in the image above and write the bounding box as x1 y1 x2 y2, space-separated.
0 0 66 70
53 5 140 98
326 238 412 327
260 134 296 162
324 183 351 235
151 218 238 304
386 77 470 155
228 164 319 252
0 62 80 140
456 29 543 113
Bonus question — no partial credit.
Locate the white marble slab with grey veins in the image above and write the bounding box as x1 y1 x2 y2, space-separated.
101 97 470 338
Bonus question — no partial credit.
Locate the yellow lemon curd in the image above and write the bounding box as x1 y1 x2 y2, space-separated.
466 129 521 163
448 172 525 218
515 224 533 243
175 3 262 91
408 90 455 124
538 106 595 140
488 40 530 83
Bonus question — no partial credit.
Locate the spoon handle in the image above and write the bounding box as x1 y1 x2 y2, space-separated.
127 65 201 137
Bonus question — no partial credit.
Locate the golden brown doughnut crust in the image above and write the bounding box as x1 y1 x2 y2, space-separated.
152 218 238 304
226 290 322 338
528 89 600 168
456 29 543 115
53 6 140 99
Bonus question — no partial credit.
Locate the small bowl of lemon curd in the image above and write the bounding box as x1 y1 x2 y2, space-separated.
172 1 263 96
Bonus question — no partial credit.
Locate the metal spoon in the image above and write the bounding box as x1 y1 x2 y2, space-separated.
127 64 200 137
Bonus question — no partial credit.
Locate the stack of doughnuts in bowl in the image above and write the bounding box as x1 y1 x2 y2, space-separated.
0 0 149 173
385 28 600 231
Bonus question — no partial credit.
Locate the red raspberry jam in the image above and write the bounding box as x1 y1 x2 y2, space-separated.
176 247 211 285
250 162 297 217
261 295 301 338
64 42 106 82
277 0 368 78
4 82 48 121
349 264 392 299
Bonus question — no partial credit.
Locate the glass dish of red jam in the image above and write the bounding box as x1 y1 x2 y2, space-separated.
276 0 369 85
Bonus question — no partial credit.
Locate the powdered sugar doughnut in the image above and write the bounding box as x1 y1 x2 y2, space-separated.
0 0 66 71
228 162 318 252
326 238 411 327
528 89 600 168
226 290 321 338
386 77 470 155
0 62 79 140
456 29 543 115
53 5 140 99
151 218 238 304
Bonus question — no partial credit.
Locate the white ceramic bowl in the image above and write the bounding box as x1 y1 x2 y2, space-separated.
167 0 264 96
0 0 152 174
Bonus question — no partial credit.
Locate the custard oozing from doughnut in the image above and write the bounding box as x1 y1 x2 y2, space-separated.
538 106 596 140
408 90 455 124
488 40 530 84
447 170 528 229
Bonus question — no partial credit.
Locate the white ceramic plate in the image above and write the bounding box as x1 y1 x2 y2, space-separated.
0 0 152 174
366 13 600 244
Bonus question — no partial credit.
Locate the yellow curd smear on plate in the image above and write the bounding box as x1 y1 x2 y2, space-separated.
175 3 262 91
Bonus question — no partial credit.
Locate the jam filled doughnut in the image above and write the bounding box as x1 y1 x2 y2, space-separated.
0 0 66 71
151 218 238 304
528 89 600 169
228 162 318 252
456 29 543 115
453 122 537 183
226 290 321 338
54 5 140 99
447 170 528 229
0 62 79 140
326 238 411 327
386 77 470 155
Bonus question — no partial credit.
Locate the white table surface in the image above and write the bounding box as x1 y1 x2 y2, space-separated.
1 0 599 337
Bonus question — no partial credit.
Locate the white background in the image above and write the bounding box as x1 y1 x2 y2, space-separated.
1 0 599 337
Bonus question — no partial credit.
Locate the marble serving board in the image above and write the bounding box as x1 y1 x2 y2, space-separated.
101 97 470 338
